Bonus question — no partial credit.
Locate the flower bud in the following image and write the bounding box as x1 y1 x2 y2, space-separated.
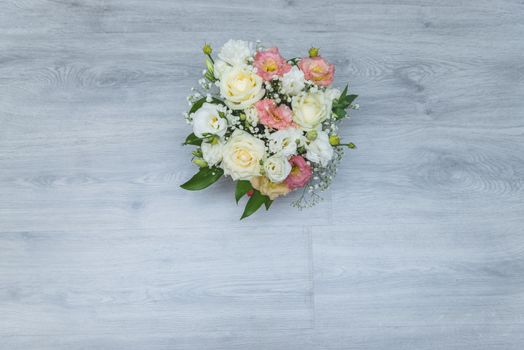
239 113 246 121
306 130 318 141
192 158 208 168
308 47 319 58
329 134 340 146
202 43 212 55
205 57 214 74
192 149 203 158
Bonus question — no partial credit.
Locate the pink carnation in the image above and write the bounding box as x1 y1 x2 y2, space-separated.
284 155 313 190
255 99 294 130
253 47 292 81
298 56 335 87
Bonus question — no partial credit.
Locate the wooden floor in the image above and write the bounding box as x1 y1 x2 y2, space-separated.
1 1 524 349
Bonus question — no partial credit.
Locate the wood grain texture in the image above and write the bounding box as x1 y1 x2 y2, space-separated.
1 0 523 349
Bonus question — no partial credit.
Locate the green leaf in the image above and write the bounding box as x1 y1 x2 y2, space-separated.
204 71 216 82
332 84 358 120
180 167 223 191
339 84 349 99
235 180 252 203
287 57 301 65
240 190 269 220
346 94 358 105
264 197 273 210
183 133 202 146
188 97 225 115
189 97 207 115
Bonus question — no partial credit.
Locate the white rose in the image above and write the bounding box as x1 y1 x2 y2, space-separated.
221 130 265 180
213 59 230 80
219 66 265 110
201 141 224 167
192 103 227 138
263 155 292 183
306 131 334 166
281 66 306 96
268 128 304 157
218 39 254 66
291 91 330 130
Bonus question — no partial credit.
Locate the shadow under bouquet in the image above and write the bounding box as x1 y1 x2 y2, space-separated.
181 40 358 219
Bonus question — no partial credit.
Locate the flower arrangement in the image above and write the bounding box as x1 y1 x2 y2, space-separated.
181 40 358 219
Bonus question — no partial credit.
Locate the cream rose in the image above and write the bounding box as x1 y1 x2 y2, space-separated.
192 103 227 138
263 155 292 183
219 66 265 110
291 91 330 130
221 130 265 180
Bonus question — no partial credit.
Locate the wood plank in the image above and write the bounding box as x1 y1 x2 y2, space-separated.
1 0 523 348
0 227 313 336
312 222 524 328
2 325 524 350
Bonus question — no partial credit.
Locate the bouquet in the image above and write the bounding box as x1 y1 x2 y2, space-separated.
181 40 358 219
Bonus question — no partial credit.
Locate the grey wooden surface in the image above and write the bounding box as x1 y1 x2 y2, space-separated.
1 1 523 349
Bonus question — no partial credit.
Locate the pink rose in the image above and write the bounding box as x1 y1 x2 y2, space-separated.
284 155 312 190
253 47 292 81
255 99 294 130
298 56 335 87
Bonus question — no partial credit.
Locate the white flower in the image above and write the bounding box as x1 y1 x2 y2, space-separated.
280 66 305 96
324 87 341 102
213 59 230 80
192 103 227 138
268 128 304 156
291 91 330 130
263 155 292 183
306 131 334 166
219 66 265 110
245 107 259 125
218 39 254 66
221 130 265 180
324 87 341 112
201 141 224 167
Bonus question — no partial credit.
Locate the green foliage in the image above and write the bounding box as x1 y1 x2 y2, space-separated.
332 85 358 120
235 180 252 203
335 142 357 149
183 133 202 146
189 97 224 115
189 97 207 115
264 198 273 210
240 190 270 220
287 57 301 65
180 167 223 191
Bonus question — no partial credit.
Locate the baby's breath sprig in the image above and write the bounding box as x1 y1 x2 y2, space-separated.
291 146 344 209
